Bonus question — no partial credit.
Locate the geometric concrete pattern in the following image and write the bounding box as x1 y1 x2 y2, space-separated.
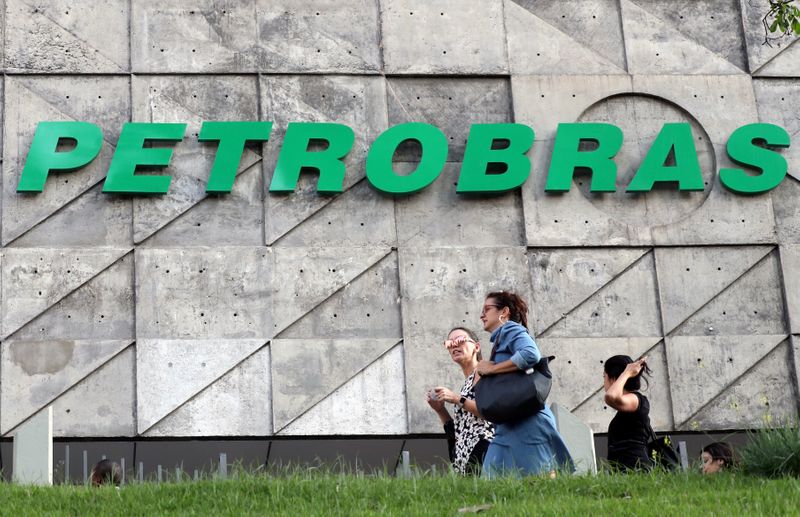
0 0 798 438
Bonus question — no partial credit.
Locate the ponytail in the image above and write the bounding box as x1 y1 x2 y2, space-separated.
485 291 529 329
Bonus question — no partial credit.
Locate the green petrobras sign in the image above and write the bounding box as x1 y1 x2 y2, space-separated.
16 120 791 196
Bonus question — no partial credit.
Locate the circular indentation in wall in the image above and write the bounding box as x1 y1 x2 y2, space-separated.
575 94 715 227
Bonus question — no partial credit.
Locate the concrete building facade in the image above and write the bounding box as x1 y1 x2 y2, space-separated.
0 0 798 457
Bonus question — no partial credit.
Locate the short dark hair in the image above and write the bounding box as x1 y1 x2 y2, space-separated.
90 459 121 487
485 291 529 329
703 442 736 467
448 327 483 361
603 355 650 391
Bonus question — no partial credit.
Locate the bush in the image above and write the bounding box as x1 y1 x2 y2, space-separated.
740 422 800 477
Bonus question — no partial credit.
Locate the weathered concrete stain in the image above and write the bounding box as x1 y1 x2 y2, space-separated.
10 341 74 375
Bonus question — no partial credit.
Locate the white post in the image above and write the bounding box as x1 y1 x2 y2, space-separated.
678 441 689 471
550 402 598 475
400 450 411 478
219 453 228 479
12 407 53 485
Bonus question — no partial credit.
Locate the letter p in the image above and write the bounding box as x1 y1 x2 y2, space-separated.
17 121 103 192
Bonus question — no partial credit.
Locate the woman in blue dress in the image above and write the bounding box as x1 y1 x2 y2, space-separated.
475 291 574 477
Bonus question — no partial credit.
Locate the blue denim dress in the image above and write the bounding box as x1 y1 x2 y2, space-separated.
481 321 574 478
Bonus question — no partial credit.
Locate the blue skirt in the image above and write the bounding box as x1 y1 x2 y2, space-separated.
481 406 574 478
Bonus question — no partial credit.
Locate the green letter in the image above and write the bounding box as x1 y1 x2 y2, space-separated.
366 123 448 194
18 121 103 192
545 123 622 192
720 123 790 194
269 122 354 193
200 121 273 193
103 123 186 194
627 123 704 192
457 124 534 193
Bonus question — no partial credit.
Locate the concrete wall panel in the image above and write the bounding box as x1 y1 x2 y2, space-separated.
665 335 786 426
542 251 661 338
510 0 626 70
10 185 132 248
11 252 134 342
683 340 798 430
0 339 133 434
381 0 507 74
271 338 400 431
621 0 743 74
672 250 786 336
504 1 625 75
136 339 267 433
278 252 402 340
141 164 264 247
145 346 271 437
655 246 773 334
131 75 262 244
135 248 271 339
398 246 531 433
395 163 524 248
271 247 391 335
2 76 130 246
386 78 511 163
772 178 800 245
1 248 129 339
132 0 380 73
5 0 128 72
279 344 407 435
528 248 649 335
49 347 135 437
261 75 387 244
273 180 396 248
628 1 747 72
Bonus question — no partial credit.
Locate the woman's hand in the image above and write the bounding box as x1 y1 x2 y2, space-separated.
475 360 496 376
433 387 459 404
623 357 648 377
426 391 445 411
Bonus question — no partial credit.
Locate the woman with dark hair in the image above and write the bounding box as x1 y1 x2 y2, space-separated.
702 442 736 474
90 459 122 487
427 327 495 475
475 291 573 477
603 354 654 471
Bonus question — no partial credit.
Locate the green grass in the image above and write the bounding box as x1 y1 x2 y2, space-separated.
1 471 799 516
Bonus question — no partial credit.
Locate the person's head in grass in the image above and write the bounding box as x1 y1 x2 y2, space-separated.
702 442 736 474
90 459 121 487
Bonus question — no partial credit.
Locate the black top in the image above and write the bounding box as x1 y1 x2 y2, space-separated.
607 392 654 471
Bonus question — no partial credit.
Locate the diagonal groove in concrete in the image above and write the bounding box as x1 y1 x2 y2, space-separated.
272 340 403 434
18 0 126 70
271 247 395 337
1 340 135 437
2 249 134 340
665 247 776 337
536 248 651 339
138 341 271 435
675 336 789 428
133 159 263 246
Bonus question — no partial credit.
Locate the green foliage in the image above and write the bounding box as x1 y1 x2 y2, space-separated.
740 422 800 478
1 470 800 516
764 0 800 45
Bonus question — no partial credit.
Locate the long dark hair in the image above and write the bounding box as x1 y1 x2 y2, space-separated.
703 442 737 467
604 355 651 391
448 327 482 360
485 291 529 329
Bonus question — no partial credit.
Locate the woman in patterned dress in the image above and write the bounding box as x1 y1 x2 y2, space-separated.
427 327 495 475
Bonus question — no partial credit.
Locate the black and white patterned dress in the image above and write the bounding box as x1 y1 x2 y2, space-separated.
444 372 495 475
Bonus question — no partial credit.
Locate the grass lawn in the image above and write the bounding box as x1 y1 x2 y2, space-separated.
1 471 798 516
